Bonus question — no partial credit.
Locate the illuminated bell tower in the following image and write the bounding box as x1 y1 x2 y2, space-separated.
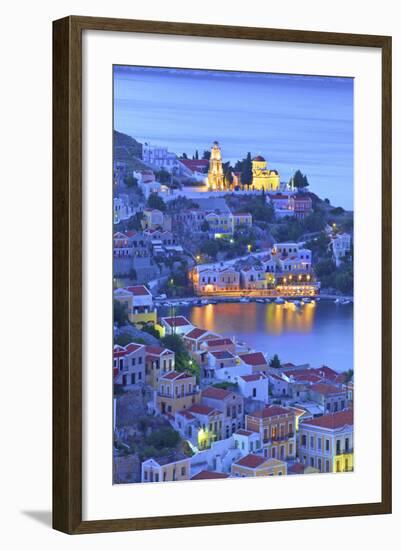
208 141 224 190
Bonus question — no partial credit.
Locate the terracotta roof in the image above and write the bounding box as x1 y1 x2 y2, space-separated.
184 328 208 340
205 338 234 348
188 404 217 416
252 155 266 162
202 386 232 400
162 316 192 327
310 383 343 396
161 371 192 381
235 454 266 469
301 410 353 430
177 409 195 420
113 343 143 357
235 429 253 437
240 373 266 382
125 285 151 296
288 463 305 474
293 373 322 383
250 405 292 419
191 470 229 480
180 159 209 172
239 352 267 366
210 350 234 359
145 345 172 356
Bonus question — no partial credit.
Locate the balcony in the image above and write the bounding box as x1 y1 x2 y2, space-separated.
336 447 353 456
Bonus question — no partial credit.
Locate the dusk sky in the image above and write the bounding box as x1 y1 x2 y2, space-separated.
114 66 354 209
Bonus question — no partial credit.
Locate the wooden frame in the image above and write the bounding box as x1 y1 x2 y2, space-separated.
53 15 392 534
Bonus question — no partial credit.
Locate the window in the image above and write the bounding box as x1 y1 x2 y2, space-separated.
155 473 159 482
138 372 142 380
263 428 268 442
289 443 293 455
310 457 314 467
181 466 186 476
252 388 257 398
131 358 136 366
288 423 293 434
317 438 322 450
325 460 330 472
325 439 330 452
341 400 345 410
336 440 341 454
301 434 306 447
272 447 276 458
318 458 322 471
144 470 148 481
310 436 314 449
345 437 350 451
138 357 142 364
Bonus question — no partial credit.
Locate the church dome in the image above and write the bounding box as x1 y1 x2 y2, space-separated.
253 155 266 162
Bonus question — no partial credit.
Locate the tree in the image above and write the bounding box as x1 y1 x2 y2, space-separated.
241 152 253 186
114 299 128 327
269 354 281 369
147 193 166 212
155 169 170 184
126 212 144 231
194 150 199 160
141 323 161 339
146 427 180 450
124 174 138 188
181 152 188 159
200 220 210 232
202 150 211 160
292 170 309 190
160 334 200 380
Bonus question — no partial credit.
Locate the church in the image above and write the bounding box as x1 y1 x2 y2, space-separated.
251 155 280 191
207 141 224 190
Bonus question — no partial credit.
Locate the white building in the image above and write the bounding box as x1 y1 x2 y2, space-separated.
331 232 352 266
237 373 269 403
160 316 194 336
113 194 135 224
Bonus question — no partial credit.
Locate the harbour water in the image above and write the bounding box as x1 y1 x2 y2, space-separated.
160 300 353 372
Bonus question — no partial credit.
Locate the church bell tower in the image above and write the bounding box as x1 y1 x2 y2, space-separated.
207 141 224 190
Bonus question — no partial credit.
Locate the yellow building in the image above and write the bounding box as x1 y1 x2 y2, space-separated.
113 285 157 327
156 371 200 415
297 410 354 473
207 141 224 190
251 155 280 191
231 454 287 477
141 455 191 483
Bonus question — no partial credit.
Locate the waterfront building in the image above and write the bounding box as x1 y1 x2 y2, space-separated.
145 345 175 388
245 405 296 461
156 371 200 415
113 342 146 386
251 155 280 191
183 327 221 355
141 455 191 482
192 265 241 294
160 316 194 336
113 285 156 326
202 387 244 438
231 454 287 477
207 141 224 190
297 410 354 473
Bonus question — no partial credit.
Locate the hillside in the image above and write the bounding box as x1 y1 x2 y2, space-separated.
113 130 149 171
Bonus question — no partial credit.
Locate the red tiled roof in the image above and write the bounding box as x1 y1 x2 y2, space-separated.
113 343 143 357
235 429 253 437
188 404 217 416
205 338 234 348
191 470 229 480
293 373 322 383
210 350 234 359
235 454 265 468
240 373 266 382
301 410 353 430
162 316 192 327
239 352 267 366
125 285 151 296
180 159 209 172
145 345 172 356
310 383 343 395
250 405 292 419
202 387 231 400
177 409 195 420
162 371 192 381
184 328 208 340
289 463 305 474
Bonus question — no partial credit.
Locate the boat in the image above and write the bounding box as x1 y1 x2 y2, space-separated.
240 297 250 303
275 297 285 304
334 298 341 304
264 298 271 303
209 300 218 305
303 297 311 303
340 299 351 305
315 297 321 302
201 299 209 305
293 300 302 307
256 298 265 303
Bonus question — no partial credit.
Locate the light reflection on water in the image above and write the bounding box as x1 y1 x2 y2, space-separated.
162 301 353 372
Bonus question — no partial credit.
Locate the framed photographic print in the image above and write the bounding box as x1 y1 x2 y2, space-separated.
53 16 392 534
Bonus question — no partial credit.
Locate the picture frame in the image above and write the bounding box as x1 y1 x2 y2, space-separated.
53 15 392 534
